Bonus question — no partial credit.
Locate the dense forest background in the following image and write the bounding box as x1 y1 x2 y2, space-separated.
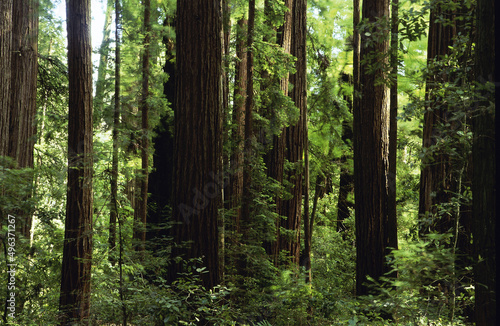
0 0 495 325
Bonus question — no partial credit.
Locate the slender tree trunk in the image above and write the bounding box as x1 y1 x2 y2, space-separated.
387 0 399 256
134 0 151 254
239 0 256 281
262 0 293 265
220 0 231 280
418 0 457 235
354 0 391 296
229 18 248 234
109 0 121 264
472 0 495 324
169 0 223 289
59 0 93 323
302 40 311 279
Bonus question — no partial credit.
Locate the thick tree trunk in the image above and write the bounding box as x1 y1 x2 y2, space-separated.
59 0 93 323
472 0 495 324
354 0 391 296
277 0 306 266
9 0 39 240
169 0 223 289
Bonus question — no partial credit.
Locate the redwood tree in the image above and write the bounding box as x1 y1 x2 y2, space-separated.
353 0 392 296
169 0 223 289
0 0 13 159
59 0 94 323
4 0 39 239
108 0 121 263
418 0 457 234
229 17 248 234
282 0 307 266
133 0 151 254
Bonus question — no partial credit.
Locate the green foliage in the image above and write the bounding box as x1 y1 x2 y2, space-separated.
351 233 474 325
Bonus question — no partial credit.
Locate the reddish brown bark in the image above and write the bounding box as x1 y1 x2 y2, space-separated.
354 0 391 296
418 0 457 234
8 0 39 239
59 0 93 323
229 18 248 233
169 0 223 289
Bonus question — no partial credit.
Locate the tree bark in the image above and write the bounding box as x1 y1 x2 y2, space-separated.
472 0 495 324
133 0 151 255
262 0 295 266
59 0 93 323
240 0 256 278
0 0 13 159
229 18 248 234
169 0 223 289
9 0 39 239
387 0 399 256
418 0 457 235
261 0 292 265
109 0 121 264
354 0 391 296
284 0 307 267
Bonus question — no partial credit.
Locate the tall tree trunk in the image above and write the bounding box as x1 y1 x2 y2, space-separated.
0 0 13 160
387 0 399 256
301 11 311 275
220 0 231 280
134 0 151 254
239 0 256 280
9 0 39 240
472 0 495 324
262 0 293 265
229 18 248 235
169 0 223 289
59 0 93 323
354 0 391 296
418 0 457 235
278 0 306 267
109 0 121 264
